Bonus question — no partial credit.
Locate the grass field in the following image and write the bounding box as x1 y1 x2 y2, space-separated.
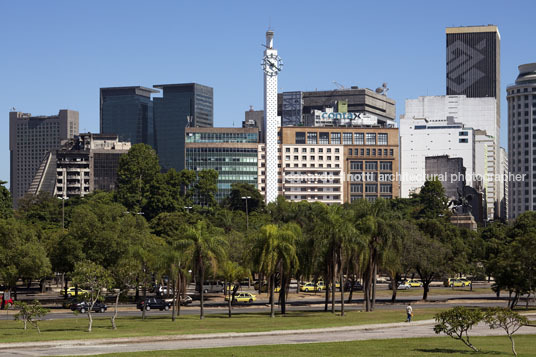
83 335 536 357
0 307 446 343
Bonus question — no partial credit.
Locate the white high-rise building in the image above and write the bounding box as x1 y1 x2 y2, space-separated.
400 112 475 197
400 95 502 219
262 31 282 203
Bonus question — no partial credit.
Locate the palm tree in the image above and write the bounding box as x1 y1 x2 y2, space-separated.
352 199 402 312
220 260 248 318
176 220 227 319
315 205 360 315
255 224 299 317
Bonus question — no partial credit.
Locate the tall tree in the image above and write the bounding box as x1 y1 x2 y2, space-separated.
0 180 12 219
194 169 219 208
352 199 402 311
176 220 227 319
223 183 265 213
254 224 299 317
116 143 160 212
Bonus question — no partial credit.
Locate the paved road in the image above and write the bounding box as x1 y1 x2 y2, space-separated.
0 293 511 320
1 318 535 356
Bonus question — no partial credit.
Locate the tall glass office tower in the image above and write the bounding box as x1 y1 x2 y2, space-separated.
153 83 213 172
100 86 159 148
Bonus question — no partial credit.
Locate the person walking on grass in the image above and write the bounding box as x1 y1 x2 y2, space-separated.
406 303 413 322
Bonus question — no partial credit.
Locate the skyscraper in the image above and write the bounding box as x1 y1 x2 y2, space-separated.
507 63 536 219
446 25 500 102
9 110 79 206
153 83 213 172
100 86 159 148
446 25 504 219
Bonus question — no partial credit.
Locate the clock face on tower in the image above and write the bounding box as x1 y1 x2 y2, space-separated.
262 53 283 77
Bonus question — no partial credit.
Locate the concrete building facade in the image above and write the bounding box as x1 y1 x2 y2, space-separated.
9 110 79 206
400 95 503 219
507 63 536 219
28 133 130 199
258 126 399 204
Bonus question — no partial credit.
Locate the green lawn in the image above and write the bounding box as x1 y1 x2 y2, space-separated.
83 335 536 357
0 307 445 343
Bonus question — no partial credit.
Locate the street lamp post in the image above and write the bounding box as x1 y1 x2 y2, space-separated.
59 196 69 229
183 206 193 213
241 196 251 231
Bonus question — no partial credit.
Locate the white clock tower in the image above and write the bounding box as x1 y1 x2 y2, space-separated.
262 30 282 204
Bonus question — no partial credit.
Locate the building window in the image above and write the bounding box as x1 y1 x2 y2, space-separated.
354 133 364 145
366 149 370 156
302 148 307 153
389 149 394 156
459 131 468 136
350 161 363 170
342 132 352 145
365 184 377 193
372 149 376 156
378 133 388 145
366 133 376 145
350 184 363 193
348 148 353 155
296 132 305 144
380 161 392 171
331 132 341 144
307 132 317 144
459 138 468 143
380 184 392 193
351 195 363 202
319 132 329 144
365 161 377 170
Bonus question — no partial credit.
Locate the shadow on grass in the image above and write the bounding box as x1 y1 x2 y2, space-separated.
415 348 502 355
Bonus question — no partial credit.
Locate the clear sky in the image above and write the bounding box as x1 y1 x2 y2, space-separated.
2 0 535 187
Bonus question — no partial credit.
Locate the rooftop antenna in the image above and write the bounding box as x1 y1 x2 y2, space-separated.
333 81 345 90
375 82 389 96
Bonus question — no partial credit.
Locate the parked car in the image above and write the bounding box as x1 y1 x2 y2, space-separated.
70 301 107 313
255 283 281 293
388 282 411 290
300 282 322 292
63 287 90 297
406 279 423 287
137 298 171 311
450 279 472 287
225 292 256 304
444 277 472 287
164 295 193 306
344 281 363 291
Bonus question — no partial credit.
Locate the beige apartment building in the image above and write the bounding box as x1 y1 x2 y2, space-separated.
258 126 399 204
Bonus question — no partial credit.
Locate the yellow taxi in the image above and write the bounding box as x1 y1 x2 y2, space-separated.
406 279 423 287
63 287 90 297
450 278 472 287
225 292 257 303
300 282 322 292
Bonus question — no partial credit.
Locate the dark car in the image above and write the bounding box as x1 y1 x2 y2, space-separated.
137 298 171 311
70 301 107 313
344 281 363 291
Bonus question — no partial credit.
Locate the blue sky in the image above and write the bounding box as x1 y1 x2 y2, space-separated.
1 0 535 186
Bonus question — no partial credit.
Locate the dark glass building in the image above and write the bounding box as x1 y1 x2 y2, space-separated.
153 83 213 171
100 86 159 148
446 26 500 100
185 128 258 203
